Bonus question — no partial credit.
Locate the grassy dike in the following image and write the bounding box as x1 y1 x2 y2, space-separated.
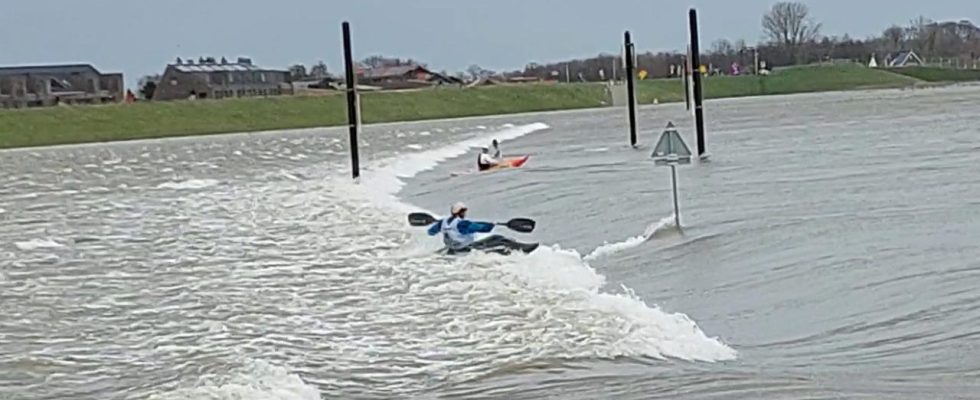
885 66 980 82
0 84 607 149
0 64 945 149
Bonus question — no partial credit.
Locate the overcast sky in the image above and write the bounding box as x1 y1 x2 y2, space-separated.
0 0 976 87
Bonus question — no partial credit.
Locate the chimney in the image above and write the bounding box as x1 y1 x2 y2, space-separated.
220 57 228 64
176 57 183 65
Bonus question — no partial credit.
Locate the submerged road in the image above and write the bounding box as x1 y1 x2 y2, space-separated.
2 85 980 399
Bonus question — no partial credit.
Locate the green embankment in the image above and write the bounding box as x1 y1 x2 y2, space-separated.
635 63 918 103
885 66 980 82
0 64 958 149
0 85 606 149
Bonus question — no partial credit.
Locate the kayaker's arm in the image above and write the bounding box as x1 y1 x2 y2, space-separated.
457 220 494 235
427 220 442 236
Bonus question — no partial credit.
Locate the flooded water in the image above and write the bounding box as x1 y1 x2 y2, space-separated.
2 85 980 399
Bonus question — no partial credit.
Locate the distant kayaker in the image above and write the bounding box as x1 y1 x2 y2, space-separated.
427 202 496 251
477 147 498 171
491 139 501 159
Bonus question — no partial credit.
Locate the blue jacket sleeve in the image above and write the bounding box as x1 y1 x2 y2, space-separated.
427 220 442 236
457 220 495 235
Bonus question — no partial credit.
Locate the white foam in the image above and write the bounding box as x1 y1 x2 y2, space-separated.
405 144 423 150
585 216 674 261
343 123 736 364
483 245 735 362
156 179 220 190
584 147 610 153
279 171 301 181
359 122 549 212
418 131 431 136
15 238 66 251
147 360 320 400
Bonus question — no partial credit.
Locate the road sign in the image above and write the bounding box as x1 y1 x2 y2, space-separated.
651 122 692 228
651 122 693 166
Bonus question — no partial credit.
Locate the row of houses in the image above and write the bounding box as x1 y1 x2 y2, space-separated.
0 56 465 108
0 49 946 108
0 64 124 108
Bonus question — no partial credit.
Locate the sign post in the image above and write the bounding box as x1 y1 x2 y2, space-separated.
624 31 638 147
651 122 693 228
342 21 360 181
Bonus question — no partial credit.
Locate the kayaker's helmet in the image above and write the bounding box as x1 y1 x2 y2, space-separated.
451 202 467 216
492 139 499 147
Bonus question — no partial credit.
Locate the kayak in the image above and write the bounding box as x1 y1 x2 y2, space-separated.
450 155 531 177
438 235 540 255
486 155 530 171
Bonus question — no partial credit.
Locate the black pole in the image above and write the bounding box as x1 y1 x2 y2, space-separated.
624 31 637 148
682 55 691 110
342 21 360 180
689 9 706 158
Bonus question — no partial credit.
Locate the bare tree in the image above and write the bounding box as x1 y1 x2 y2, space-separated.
467 64 494 80
138 74 161 100
711 39 736 56
288 64 308 80
362 55 399 68
310 62 329 78
883 25 905 51
762 2 822 62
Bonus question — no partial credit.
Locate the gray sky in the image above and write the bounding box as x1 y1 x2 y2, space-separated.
1 0 976 88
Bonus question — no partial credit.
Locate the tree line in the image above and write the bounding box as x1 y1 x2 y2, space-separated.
138 1 980 98
517 2 980 81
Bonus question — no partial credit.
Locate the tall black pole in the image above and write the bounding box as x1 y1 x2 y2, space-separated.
689 9 706 158
624 31 637 148
342 21 360 180
682 55 691 110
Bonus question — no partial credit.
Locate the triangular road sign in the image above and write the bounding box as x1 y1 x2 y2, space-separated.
652 122 692 165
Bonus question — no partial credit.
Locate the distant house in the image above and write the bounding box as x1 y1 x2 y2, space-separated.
0 64 123 108
356 65 462 90
153 57 293 101
887 51 925 68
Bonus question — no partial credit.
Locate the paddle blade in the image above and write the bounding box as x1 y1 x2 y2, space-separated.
505 218 536 233
408 212 437 227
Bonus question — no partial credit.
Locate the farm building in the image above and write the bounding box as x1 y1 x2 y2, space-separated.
0 64 124 108
152 57 292 101
356 65 462 90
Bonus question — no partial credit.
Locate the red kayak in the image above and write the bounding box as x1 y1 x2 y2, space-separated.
449 155 531 177
486 155 530 171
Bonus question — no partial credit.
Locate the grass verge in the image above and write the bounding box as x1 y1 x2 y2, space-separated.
0 64 947 149
885 66 980 82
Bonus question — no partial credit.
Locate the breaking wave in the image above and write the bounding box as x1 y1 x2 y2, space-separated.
585 216 676 261
354 122 736 366
148 360 320 400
